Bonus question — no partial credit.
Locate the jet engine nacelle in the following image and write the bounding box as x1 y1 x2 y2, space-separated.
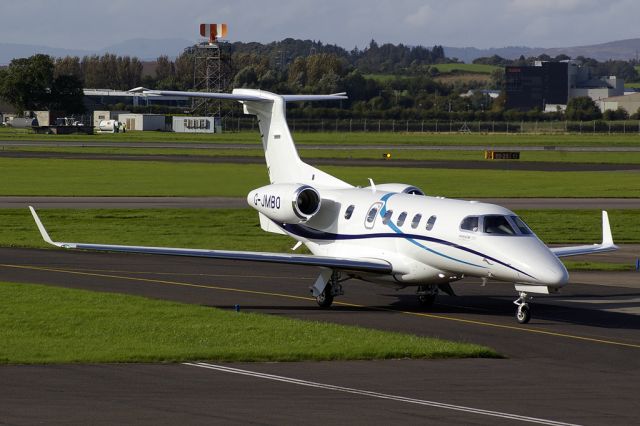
373 183 425 196
247 183 321 224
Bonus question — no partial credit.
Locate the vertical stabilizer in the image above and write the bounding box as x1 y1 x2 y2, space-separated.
233 89 351 188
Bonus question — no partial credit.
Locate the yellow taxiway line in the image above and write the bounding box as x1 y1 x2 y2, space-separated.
2 262 639 350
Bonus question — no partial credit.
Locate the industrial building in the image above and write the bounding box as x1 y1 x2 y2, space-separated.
172 116 220 133
598 92 640 115
118 114 166 131
505 61 624 111
93 110 129 128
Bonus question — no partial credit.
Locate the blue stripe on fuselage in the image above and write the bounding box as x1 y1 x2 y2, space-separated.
279 192 536 280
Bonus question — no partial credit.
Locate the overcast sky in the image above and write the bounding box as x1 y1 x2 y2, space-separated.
2 0 639 50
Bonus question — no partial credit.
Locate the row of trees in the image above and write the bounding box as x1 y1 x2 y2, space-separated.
2 38 640 120
0 54 85 114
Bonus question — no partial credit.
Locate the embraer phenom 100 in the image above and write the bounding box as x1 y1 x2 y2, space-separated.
30 89 618 323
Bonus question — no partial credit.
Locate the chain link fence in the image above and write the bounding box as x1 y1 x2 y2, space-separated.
219 117 640 134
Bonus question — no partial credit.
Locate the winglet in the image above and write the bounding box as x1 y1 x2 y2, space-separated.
29 206 59 247
602 210 615 247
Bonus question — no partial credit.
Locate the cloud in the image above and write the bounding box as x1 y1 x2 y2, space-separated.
1 0 640 51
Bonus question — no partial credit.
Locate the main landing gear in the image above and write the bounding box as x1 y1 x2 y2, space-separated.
416 283 455 308
315 271 344 308
514 291 532 324
417 284 438 307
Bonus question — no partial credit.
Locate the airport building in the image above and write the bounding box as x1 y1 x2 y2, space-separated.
505 61 624 111
117 113 166 131
172 116 220 133
598 92 640 115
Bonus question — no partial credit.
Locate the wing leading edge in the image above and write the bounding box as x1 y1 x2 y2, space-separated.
550 211 618 258
29 207 391 274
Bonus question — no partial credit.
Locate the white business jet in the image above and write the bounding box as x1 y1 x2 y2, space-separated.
30 88 618 323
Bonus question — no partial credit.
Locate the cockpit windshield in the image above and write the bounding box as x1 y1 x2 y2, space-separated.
460 215 533 236
483 215 516 235
510 215 533 234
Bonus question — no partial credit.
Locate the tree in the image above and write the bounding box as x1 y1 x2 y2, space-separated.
0 54 55 114
565 96 602 121
0 54 84 115
49 74 85 114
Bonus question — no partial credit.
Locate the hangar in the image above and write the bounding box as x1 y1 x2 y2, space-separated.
598 92 640 115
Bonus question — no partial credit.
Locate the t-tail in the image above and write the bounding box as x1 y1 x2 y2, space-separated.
130 87 352 189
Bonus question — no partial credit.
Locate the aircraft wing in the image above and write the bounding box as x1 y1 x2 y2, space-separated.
29 207 391 274
550 211 618 258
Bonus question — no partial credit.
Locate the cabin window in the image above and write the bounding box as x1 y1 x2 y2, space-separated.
411 214 422 229
426 215 437 231
366 207 378 224
396 212 407 227
483 215 516 235
460 216 479 232
511 215 532 235
382 210 393 225
344 205 355 220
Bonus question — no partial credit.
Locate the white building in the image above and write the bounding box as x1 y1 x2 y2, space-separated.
93 110 129 128
118 114 166 131
172 116 220 133
598 92 640 115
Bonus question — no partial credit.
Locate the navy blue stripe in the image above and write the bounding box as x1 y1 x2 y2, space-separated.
280 224 535 279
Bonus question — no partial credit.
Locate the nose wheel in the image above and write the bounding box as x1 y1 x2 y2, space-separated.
514 291 532 324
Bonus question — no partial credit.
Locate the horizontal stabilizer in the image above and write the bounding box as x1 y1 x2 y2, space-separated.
129 88 347 103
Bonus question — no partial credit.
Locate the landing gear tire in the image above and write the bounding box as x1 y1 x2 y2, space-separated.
316 283 334 308
418 294 436 307
417 284 438 308
516 304 531 324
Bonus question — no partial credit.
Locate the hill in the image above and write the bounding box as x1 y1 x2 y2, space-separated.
445 38 640 63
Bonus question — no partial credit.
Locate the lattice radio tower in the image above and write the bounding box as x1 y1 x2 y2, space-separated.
186 24 230 117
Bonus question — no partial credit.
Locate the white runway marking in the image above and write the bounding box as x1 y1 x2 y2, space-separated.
184 362 580 426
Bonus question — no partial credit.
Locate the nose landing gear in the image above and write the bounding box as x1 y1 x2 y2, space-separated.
514 291 532 324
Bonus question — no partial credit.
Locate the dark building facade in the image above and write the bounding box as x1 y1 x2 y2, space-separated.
505 62 568 111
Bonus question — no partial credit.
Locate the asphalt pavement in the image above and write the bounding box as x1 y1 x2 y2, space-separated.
1 248 638 425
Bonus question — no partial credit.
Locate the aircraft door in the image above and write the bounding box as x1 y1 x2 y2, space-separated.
364 202 383 229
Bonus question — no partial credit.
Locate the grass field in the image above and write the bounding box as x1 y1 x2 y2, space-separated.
431 63 500 74
6 145 640 164
0 281 496 364
365 64 499 79
2 208 638 251
1 158 638 197
3 128 640 146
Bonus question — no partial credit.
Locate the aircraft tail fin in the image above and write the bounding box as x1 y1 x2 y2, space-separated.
137 88 351 189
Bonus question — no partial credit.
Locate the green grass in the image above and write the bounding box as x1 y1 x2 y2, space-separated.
625 82 640 89
364 64 498 81
1 158 638 197
560 261 633 272
516 209 640 243
430 63 499 74
3 128 640 146
0 281 497 364
6 145 640 164
0 209 295 251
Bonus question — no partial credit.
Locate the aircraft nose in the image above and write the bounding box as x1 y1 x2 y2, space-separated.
539 262 569 287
